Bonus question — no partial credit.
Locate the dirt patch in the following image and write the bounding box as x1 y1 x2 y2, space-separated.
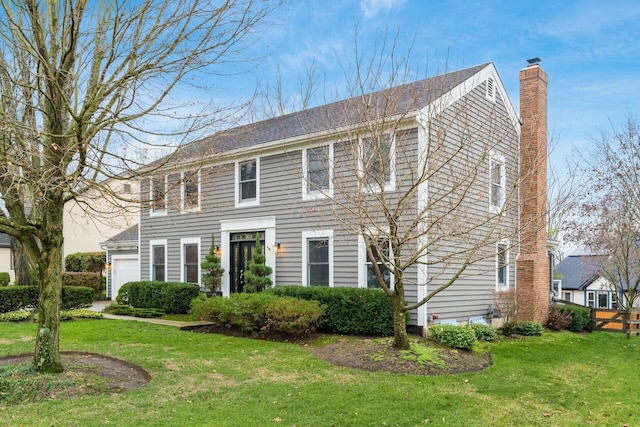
0 351 151 398
304 335 492 375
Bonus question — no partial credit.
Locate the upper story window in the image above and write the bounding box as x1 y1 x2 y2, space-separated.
181 171 200 212
150 175 167 216
303 144 333 200
496 242 508 290
359 134 395 192
236 158 259 207
489 154 505 213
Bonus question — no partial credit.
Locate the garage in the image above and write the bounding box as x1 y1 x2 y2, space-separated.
110 255 139 300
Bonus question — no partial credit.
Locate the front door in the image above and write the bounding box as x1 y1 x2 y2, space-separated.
229 232 264 293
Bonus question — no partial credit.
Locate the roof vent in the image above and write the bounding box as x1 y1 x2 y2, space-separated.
486 77 496 102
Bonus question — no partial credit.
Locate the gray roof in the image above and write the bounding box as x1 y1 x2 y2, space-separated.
557 255 603 290
102 224 138 246
170 63 490 163
0 233 10 248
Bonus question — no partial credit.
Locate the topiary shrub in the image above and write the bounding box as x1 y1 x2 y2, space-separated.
124 281 200 314
243 236 272 293
515 321 544 336
465 323 497 341
547 304 573 331
192 293 325 337
429 324 477 350
559 305 591 332
266 285 400 336
0 272 10 286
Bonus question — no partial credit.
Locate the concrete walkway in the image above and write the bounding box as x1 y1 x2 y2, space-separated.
88 300 215 330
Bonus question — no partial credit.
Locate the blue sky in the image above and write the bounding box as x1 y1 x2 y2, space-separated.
219 0 640 162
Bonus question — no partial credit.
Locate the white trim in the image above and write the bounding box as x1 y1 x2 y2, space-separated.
180 170 201 213
415 122 429 328
149 239 167 281
235 158 260 208
302 229 334 287
489 152 506 214
149 176 168 217
495 240 510 291
357 133 396 193
109 254 139 300
180 237 201 284
357 234 394 289
302 143 334 200
220 216 276 296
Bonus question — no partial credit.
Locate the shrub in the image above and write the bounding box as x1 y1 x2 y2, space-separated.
266 285 399 336
192 293 324 337
465 323 497 341
0 272 10 286
560 305 591 332
62 272 102 297
429 324 477 350
65 252 106 273
0 286 38 313
116 283 130 305
515 321 544 336
105 304 165 318
547 305 573 331
243 237 272 293
61 286 94 310
0 309 34 322
125 281 200 314
501 320 518 336
61 309 103 319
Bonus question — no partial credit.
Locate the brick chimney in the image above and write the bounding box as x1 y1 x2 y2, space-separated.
517 63 549 323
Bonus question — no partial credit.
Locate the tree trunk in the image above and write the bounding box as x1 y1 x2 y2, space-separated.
10 237 31 285
391 292 409 350
32 199 65 373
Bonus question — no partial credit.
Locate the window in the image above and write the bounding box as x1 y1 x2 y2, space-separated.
236 159 259 206
496 242 508 289
303 145 333 199
150 240 167 282
587 291 596 308
181 171 200 212
365 238 392 289
598 292 609 308
563 291 571 302
489 154 505 213
302 230 333 287
360 134 395 192
150 176 167 215
181 238 200 284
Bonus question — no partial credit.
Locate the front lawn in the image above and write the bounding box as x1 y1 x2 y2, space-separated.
1 320 638 426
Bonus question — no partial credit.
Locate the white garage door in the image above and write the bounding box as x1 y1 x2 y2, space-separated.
111 257 140 300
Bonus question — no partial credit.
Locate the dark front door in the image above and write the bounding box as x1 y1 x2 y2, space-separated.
229 232 264 293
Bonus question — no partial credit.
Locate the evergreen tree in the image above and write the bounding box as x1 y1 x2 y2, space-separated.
201 234 224 293
244 235 272 293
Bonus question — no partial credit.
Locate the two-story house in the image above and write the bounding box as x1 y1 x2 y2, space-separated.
107 62 550 331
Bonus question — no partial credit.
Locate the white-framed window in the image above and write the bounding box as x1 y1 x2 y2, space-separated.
598 292 609 309
496 241 509 290
181 237 201 284
150 176 167 216
485 77 496 102
181 170 201 213
359 133 395 192
358 235 393 289
586 291 596 308
150 239 167 282
489 153 506 213
302 230 333 287
235 158 260 207
302 144 333 200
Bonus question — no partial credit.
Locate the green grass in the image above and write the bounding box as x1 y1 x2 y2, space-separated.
1 321 639 426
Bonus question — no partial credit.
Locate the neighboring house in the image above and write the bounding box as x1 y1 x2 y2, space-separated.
0 233 15 283
102 225 139 299
557 254 630 309
63 178 139 260
114 62 550 331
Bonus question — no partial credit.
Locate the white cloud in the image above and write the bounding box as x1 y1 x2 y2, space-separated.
360 0 407 19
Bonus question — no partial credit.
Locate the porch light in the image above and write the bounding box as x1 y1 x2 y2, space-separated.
275 242 281 254
215 246 220 255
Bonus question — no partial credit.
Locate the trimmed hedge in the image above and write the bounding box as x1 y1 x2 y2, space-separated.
62 272 102 296
429 324 477 349
124 281 200 314
266 285 399 336
0 285 93 313
465 323 497 341
65 252 106 273
559 305 591 332
0 272 10 286
192 293 325 336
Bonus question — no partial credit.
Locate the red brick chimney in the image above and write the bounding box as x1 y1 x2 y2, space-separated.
517 63 549 323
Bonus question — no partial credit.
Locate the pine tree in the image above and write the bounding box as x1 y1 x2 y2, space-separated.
244 235 272 293
201 234 224 294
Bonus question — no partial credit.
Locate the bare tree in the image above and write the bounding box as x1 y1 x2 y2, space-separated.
0 0 280 373
299 34 534 349
568 117 640 309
